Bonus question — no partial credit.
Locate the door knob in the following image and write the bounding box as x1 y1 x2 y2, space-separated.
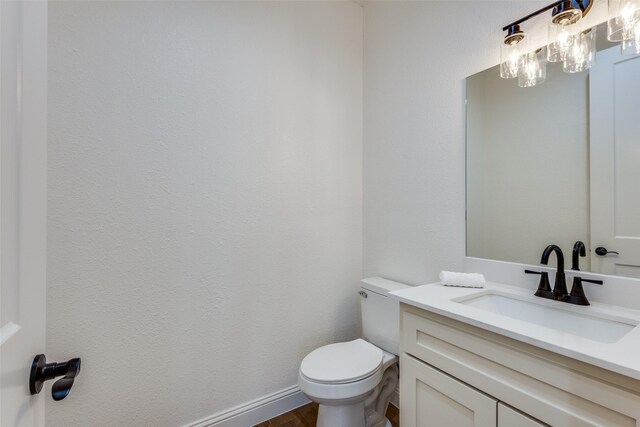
29 354 81 401
595 247 620 256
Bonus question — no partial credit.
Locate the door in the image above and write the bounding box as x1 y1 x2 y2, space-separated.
400 354 497 427
1 1 48 426
590 46 640 278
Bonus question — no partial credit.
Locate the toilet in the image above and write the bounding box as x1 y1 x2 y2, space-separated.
298 277 409 427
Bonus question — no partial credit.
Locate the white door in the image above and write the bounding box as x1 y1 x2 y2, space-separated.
400 354 497 427
590 46 640 278
0 1 48 425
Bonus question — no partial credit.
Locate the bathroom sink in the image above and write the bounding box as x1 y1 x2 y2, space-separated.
392 282 640 380
455 291 638 344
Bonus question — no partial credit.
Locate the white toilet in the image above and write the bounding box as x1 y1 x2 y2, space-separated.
298 277 409 427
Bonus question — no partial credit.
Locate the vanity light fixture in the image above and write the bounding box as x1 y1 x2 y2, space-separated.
500 0 594 86
608 0 640 54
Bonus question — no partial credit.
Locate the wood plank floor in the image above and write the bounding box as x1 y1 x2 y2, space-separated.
254 402 399 427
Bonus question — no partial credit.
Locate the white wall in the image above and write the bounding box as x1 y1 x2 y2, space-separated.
363 1 550 285
47 2 362 426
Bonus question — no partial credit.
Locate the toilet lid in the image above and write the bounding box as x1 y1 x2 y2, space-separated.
300 339 383 384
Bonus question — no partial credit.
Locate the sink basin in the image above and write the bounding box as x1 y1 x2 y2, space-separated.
455 291 638 344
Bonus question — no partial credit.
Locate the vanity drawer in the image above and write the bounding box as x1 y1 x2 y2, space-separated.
400 304 640 427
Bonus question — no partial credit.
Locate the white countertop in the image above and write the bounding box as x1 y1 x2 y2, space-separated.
391 281 640 381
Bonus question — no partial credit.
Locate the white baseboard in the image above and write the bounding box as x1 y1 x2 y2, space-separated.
186 385 310 427
185 383 399 427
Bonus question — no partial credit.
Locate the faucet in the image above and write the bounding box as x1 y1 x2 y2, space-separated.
572 241 586 271
540 244 567 300
526 243 604 305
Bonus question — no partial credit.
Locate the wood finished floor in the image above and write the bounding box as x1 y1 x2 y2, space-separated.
254 402 399 427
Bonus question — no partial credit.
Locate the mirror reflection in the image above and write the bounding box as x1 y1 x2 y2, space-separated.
466 23 640 278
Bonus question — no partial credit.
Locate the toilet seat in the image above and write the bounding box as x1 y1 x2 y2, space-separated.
300 339 383 385
298 339 391 403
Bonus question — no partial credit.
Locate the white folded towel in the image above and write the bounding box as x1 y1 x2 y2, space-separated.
439 271 485 288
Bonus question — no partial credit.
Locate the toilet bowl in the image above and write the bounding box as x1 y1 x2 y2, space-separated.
298 277 409 427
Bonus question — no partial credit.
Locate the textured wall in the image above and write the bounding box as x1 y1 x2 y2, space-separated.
362 1 549 285
47 2 362 426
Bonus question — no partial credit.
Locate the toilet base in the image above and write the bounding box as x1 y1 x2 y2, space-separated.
317 401 365 427
316 404 392 427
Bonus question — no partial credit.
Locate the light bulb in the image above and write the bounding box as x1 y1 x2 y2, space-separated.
621 20 640 53
548 23 578 62
500 40 525 79
500 25 526 79
608 0 640 41
564 27 597 73
518 50 546 88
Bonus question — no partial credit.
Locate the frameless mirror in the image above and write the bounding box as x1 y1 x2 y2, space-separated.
466 22 640 278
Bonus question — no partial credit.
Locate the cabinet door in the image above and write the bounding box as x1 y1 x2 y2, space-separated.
400 354 497 427
498 403 547 427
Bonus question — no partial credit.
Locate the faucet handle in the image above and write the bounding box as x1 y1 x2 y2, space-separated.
524 269 553 298
524 269 543 275
564 276 603 306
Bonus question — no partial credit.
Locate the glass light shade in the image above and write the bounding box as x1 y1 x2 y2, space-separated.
621 21 640 53
518 50 546 88
548 22 578 62
563 27 597 73
608 0 640 41
500 39 526 79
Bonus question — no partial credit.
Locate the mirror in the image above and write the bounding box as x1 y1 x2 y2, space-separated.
466 22 640 278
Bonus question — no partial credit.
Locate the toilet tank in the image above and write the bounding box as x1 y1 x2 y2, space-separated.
360 277 410 355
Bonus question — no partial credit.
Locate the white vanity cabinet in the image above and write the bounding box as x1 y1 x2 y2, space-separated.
399 303 640 427
401 354 547 426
